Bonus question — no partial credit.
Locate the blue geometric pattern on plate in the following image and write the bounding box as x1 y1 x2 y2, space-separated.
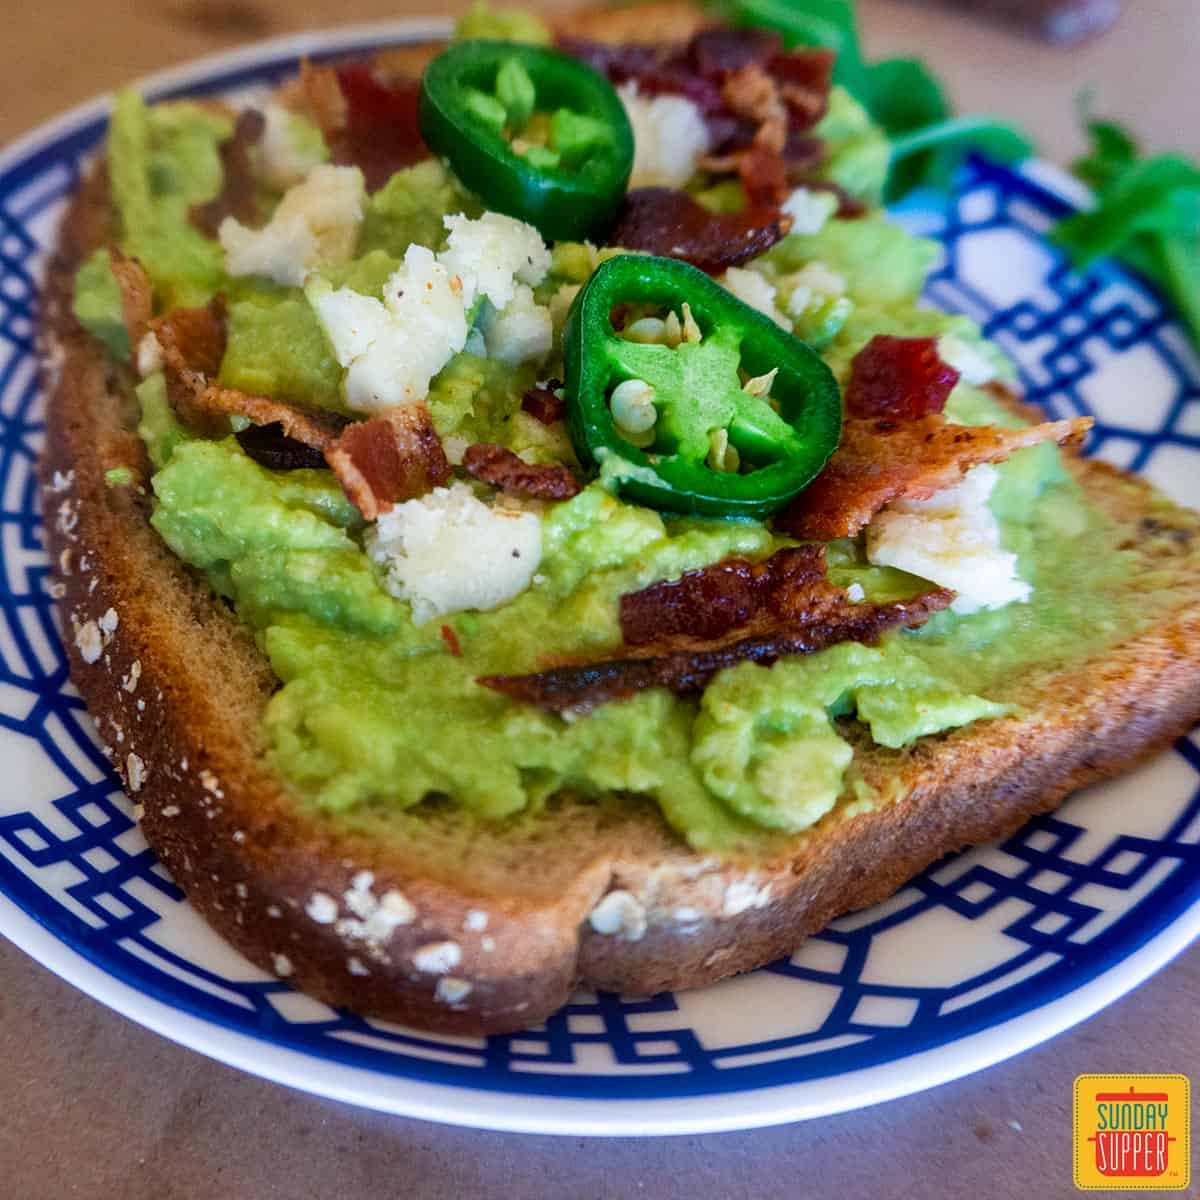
0 46 1197 1104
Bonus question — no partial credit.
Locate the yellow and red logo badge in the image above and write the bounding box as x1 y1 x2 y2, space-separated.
1074 1075 1190 1190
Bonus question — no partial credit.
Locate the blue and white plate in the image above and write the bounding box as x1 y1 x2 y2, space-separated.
1 21 1198 1137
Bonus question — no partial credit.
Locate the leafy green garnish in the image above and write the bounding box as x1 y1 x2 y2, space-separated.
713 0 1032 199
1053 109 1200 350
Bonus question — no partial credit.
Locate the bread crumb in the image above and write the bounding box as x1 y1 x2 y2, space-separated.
435 976 473 1006
306 892 339 925
347 956 370 977
99 607 119 637
132 804 145 821
413 941 462 974
589 890 648 941
271 953 293 977
161 805 181 817
464 909 489 933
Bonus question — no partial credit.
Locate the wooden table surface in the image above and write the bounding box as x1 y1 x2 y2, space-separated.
1 2 1196 1198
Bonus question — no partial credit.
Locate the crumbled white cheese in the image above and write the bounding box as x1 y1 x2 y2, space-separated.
865 464 1031 614
846 582 866 603
221 163 364 287
482 283 553 366
722 268 788 328
464 909 489 933
589 890 647 941
413 941 462 974
784 261 848 322
619 82 711 190
781 186 838 235
366 483 542 624
439 211 551 311
938 332 997 386
257 102 326 192
271 953 294 978
310 244 469 412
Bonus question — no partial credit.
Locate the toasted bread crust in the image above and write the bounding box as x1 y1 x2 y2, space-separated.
38 15 1200 1034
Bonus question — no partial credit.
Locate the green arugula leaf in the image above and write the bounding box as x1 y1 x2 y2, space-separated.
1054 156 1200 262
1052 112 1200 351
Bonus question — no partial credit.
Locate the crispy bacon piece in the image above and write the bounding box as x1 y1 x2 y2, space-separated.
151 299 230 433
479 546 954 713
609 187 792 274
689 28 782 77
189 109 265 237
108 249 152 358
776 414 1094 541
294 59 348 137
325 405 451 520
200 385 347 449
771 48 836 129
152 299 347 449
330 64 427 191
462 443 581 501
559 30 832 204
845 335 961 420
521 383 565 426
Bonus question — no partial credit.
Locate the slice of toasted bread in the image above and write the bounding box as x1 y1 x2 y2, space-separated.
38 9 1200 1035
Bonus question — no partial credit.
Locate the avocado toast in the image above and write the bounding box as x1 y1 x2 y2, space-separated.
39 1 1200 1033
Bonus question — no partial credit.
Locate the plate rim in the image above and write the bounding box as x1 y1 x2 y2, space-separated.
0 17 1197 1136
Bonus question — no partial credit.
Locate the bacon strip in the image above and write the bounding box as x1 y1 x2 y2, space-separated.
325 405 451 520
844 335 960 421
331 64 427 191
109 249 152 358
462 444 580 501
776 415 1094 541
521 383 565 426
152 299 451 514
479 546 954 713
189 109 266 236
609 187 792 274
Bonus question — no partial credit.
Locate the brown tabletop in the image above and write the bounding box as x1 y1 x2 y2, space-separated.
2 1 1197 1196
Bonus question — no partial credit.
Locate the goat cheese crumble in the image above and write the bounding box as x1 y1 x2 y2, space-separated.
618 82 711 190
220 164 364 287
865 464 1032 614
365 483 543 624
309 211 554 410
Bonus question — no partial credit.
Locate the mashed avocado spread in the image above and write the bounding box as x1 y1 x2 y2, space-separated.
73 37 1164 855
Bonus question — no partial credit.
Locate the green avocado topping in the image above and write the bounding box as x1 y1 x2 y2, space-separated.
90 33 1184 856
